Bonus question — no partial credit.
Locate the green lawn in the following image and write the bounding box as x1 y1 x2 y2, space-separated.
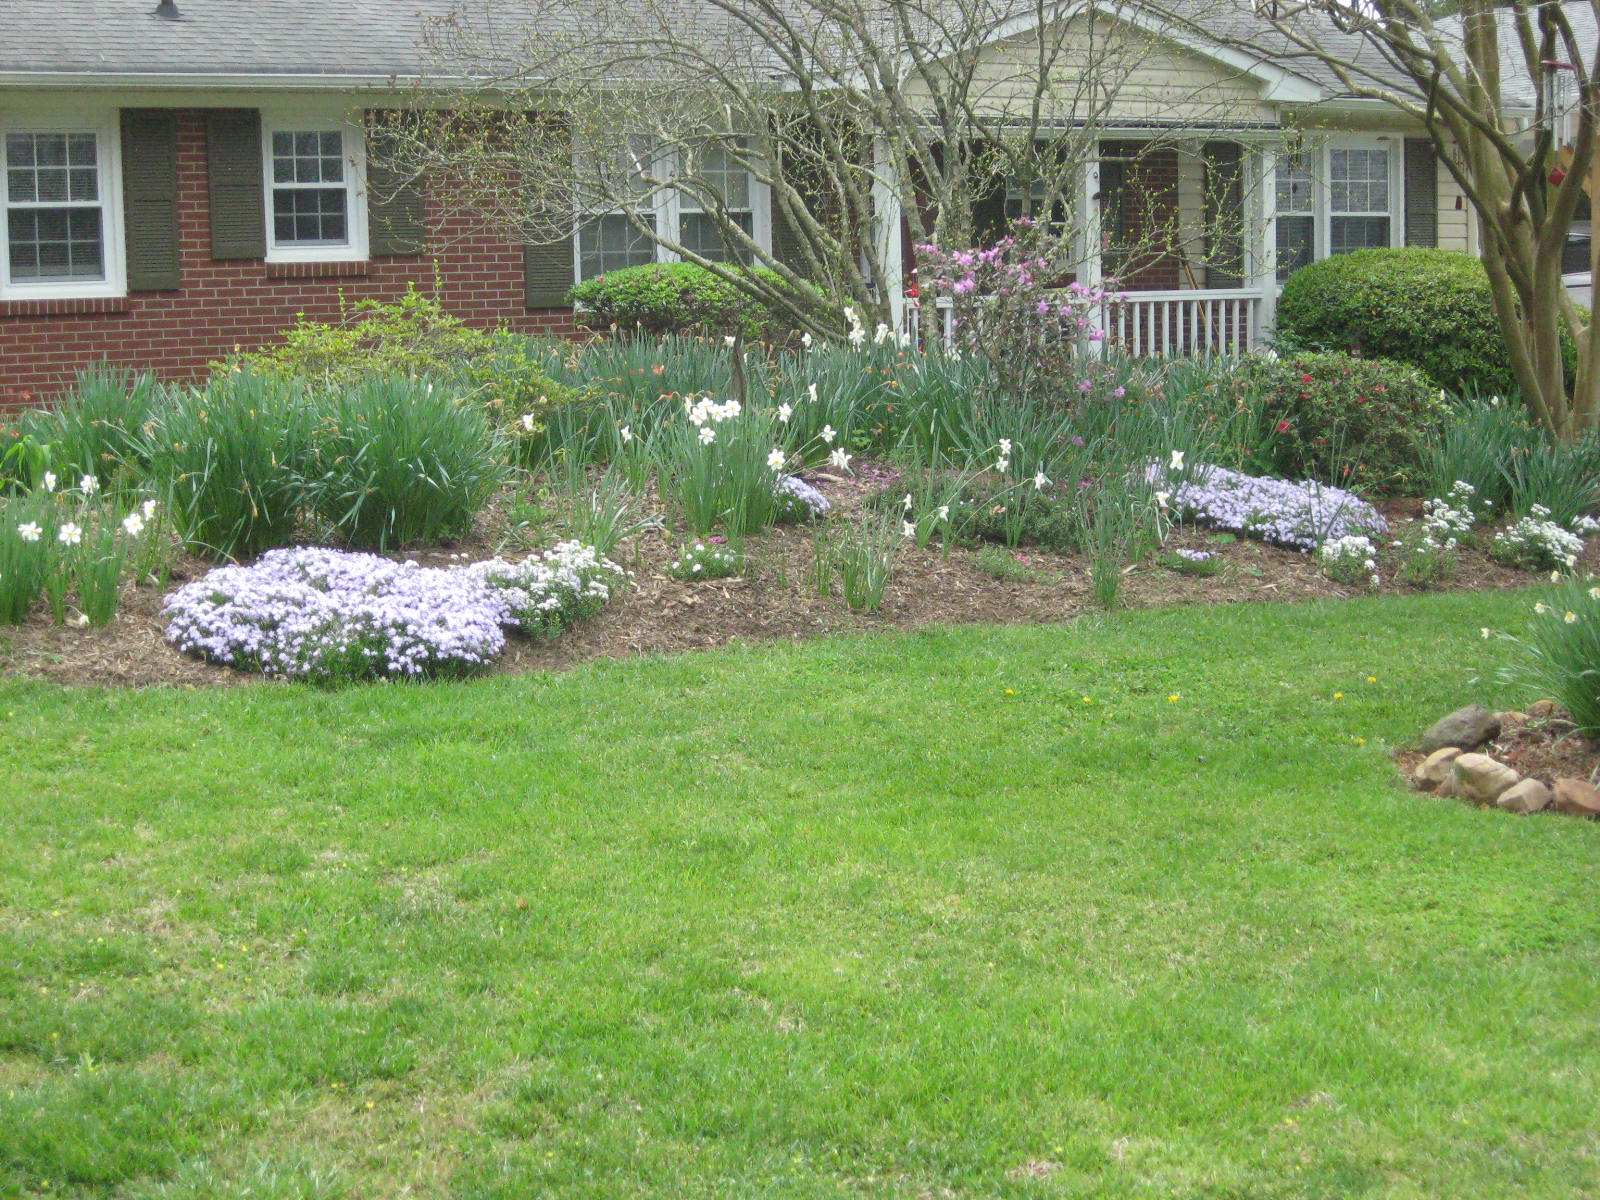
3 589 1598 1199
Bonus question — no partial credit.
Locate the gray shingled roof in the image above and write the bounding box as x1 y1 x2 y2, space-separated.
0 0 478 79
0 0 1435 104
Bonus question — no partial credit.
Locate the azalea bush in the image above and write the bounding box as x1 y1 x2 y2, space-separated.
1240 352 1448 495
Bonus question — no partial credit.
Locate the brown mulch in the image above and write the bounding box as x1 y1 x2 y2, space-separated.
0 474 1574 692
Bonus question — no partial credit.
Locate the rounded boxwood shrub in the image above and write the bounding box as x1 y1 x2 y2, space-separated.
566 262 790 340
1275 248 1519 397
1241 351 1450 495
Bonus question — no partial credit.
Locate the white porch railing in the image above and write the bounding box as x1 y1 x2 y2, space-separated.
1106 289 1264 358
905 288 1266 357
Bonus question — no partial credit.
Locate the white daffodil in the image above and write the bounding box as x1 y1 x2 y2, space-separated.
79 474 99 495
998 438 1013 456
828 448 852 470
995 456 1010 473
724 335 737 348
902 493 913 511
519 413 536 432
141 499 158 520
767 448 786 470
801 332 813 349
17 522 41 543
820 425 837 444
1032 471 1050 491
1566 610 1580 623
1155 491 1170 508
874 323 891 345
42 472 57 493
121 512 145 537
620 425 632 443
777 403 793 422
902 520 915 537
699 427 717 445
1535 601 1551 614
807 383 819 403
935 505 950 522
57 522 82 546
1169 450 1185 471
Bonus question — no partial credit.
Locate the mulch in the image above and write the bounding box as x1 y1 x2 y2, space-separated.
0 475 1572 693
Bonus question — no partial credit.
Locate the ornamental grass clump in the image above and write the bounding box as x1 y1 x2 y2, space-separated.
304 374 509 551
1148 461 1386 552
145 370 315 561
164 548 509 682
1494 582 1600 736
467 541 627 640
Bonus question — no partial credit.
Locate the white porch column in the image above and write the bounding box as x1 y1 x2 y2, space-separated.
1080 154 1104 355
1251 145 1279 344
872 139 906 332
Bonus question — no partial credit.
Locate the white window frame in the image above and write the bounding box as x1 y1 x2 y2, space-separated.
261 107 368 265
572 140 771 285
1273 135 1403 276
0 108 125 301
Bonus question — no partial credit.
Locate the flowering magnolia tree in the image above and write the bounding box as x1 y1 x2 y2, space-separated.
916 223 1126 403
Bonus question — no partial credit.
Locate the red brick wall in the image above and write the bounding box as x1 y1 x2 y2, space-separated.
0 110 578 402
1102 141 1183 292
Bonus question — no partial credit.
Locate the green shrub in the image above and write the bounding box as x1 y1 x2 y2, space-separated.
1240 351 1449 494
1276 248 1553 398
304 375 510 551
233 289 583 448
144 371 315 561
566 262 790 340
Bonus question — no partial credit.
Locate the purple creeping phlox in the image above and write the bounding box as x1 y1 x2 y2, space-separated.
164 542 627 680
163 547 509 681
1146 461 1387 552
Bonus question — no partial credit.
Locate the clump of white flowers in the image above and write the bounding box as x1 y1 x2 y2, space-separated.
468 541 628 640
1489 505 1587 573
666 538 742 581
1318 534 1380 587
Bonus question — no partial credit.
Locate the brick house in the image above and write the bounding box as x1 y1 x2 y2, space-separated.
0 0 1480 396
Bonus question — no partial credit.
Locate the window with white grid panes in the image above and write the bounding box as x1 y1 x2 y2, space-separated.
269 130 349 247
4 131 106 284
676 143 753 263
1328 146 1391 255
1274 150 1314 282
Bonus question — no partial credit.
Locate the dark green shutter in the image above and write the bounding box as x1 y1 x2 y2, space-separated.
1202 140 1245 288
366 115 425 256
120 109 180 290
971 159 1008 245
1404 138 1438 248
207 109 265 260
524 238 575 307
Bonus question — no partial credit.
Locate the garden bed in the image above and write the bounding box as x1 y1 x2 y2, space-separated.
0 478 1562 689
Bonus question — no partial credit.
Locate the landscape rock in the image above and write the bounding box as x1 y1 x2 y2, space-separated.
1419 705 1502 754
1551 777 1600 817
1496 779 1552 814
1447 753 1519 805
1414 747 1462 786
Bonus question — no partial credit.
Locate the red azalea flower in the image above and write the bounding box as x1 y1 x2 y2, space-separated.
1275 420 1291 433
1301 373 1312 383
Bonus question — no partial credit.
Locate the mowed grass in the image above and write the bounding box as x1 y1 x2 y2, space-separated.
2 590 1599 1199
